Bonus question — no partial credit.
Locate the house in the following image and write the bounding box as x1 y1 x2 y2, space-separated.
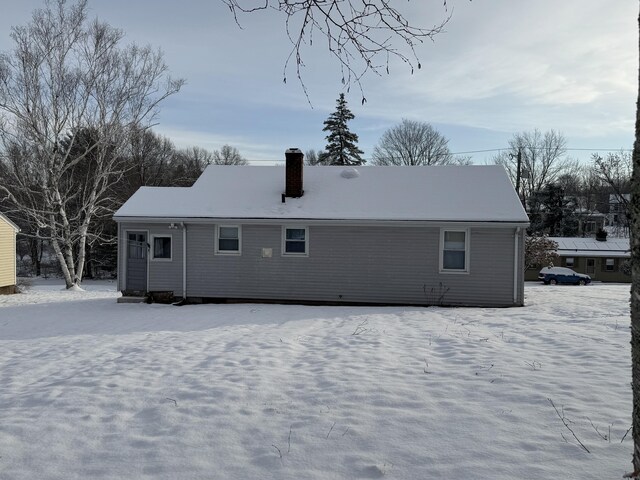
0 213 20 294
576 210 607 236
607 193 630 234
525 236 630 283
114 149 530 307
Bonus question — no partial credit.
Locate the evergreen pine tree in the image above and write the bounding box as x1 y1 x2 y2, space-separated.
322 93 365 165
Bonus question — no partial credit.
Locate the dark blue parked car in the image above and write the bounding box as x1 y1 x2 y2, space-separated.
538 267 591 285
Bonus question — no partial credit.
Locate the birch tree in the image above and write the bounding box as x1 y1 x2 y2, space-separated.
0 0 183 289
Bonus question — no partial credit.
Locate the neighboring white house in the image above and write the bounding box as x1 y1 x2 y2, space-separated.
607 193 630 233
0 213 20 294
114 150 530 307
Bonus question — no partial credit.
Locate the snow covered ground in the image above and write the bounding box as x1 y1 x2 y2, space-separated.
0 279 632 479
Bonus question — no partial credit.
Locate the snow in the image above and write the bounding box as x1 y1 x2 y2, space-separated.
0 279 631 479
114 165 529 223
65 284 86 292
549 236 630 258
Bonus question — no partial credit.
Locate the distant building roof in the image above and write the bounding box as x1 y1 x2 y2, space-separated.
114 165 529 224
548 236 629 258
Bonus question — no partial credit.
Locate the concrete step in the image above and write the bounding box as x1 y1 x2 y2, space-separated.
117 296 146 304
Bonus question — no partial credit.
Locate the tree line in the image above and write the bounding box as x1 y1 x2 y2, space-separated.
318 95 631 241
312 93 471 166
0 0 632 287
0 0 250 287
2 126 248 283
495 129 631 237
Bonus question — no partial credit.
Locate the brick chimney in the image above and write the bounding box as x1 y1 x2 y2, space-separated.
285 148 304 198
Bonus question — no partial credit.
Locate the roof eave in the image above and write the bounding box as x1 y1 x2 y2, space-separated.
114 215 529 228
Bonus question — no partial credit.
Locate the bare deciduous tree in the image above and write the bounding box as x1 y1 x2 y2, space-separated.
593 151 631 200
121 127 177 197
169 146 214 186
304 149 318 165
212 144 248 165
221 0 451 98
372 119 454 166
494 129 577 208
592 151 631 234
0 0 183 289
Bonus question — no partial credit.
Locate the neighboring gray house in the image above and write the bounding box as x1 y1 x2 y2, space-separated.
114 149 529 307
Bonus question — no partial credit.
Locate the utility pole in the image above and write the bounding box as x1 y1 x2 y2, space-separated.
510 148 524 205
515 147 522 197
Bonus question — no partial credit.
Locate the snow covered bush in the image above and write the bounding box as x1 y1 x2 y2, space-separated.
525 236 559 272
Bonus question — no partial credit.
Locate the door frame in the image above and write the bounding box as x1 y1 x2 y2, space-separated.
123 228 149 293
585 257 596 277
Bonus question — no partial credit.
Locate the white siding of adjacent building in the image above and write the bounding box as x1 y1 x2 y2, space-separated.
0 215 18 288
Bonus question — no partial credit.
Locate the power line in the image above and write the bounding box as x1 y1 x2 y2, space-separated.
242 146 632 163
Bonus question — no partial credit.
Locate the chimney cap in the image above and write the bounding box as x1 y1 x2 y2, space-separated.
285 148 302 154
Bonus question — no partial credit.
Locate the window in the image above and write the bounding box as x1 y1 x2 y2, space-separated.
606 258 615 272
216 225 241 254
283 227 308 255
127 233 146 260
565 257 574 268
151 235 172 260
441 229 468 272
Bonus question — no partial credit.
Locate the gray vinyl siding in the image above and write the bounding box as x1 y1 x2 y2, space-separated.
118 223 184 296
117 221 523 306
184 224 522 307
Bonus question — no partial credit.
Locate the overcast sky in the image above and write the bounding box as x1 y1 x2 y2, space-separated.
0 0 636 164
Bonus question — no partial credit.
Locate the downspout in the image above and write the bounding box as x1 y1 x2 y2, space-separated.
181 222 187 301
513 227 521 305
117 222 122 292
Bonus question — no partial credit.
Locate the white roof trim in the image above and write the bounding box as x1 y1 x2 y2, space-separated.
114 216 528 228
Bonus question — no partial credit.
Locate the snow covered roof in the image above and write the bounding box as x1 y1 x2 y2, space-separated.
114 165 529 223
548 237 630 258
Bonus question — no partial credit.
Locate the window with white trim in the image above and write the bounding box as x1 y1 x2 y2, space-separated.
565 257 575 268
151 235 172 260
283 227 308 255
605 258 615 272
441 229 468 272
216 225 241 254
